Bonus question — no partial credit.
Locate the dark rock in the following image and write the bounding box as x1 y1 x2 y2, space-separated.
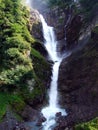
21 105 42 122
0 118 29 130
55 112 62 118
66 15 82 46
58 26 98 128
12 123 30 130
42 6 73 41
36 116 46 126
32 41 48 57
57 39 67 54
31 22 44 42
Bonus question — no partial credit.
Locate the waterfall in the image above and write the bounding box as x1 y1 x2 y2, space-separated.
40 15 67 130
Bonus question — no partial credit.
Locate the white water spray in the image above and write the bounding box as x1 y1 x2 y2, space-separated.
25 0 31 7
40 15 67 130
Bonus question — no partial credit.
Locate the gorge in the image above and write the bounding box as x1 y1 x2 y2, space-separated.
0 0 98 130
40 14 68 130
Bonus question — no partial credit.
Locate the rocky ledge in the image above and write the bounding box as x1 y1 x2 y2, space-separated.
57 26 98 129
0 105 46 130
28 9 44 41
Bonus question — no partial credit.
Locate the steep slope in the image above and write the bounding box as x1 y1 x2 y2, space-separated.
0 0 51 122
57 25 98 129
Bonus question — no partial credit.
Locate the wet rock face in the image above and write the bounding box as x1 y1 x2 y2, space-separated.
43 7 71 40
33 41 48 57
20 105 47 129
29 9 44 41
57 26 98 129
65 15 82 46
0 109 29 130
36 116 46 126
21 105 42 121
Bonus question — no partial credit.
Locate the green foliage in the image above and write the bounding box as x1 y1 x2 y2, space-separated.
0 92 25 120
31 48 51 83
0 66 32 86
0 0 34 89
5 35 31 50
75 118 98 130
0 0 50 121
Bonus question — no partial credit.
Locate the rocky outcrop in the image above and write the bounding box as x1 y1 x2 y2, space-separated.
57 26 98 129
65 15 82 46
29 9 44 41
32 41 48 58
0 108 29 130
42 6 83 44
21 105 43 122
43 7 73 40
20 105 47 129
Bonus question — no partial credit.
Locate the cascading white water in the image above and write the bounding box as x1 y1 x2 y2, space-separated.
40 15 58 61
40 15 67 130
25 0 31 7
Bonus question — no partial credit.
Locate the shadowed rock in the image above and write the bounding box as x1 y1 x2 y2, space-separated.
57 26 98 129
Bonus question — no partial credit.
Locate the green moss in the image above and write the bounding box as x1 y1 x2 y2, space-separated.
21 86 42 100
0 93 25 121
31 48 45 60
31 48 51 82
75 117 98 130
93 25 98 34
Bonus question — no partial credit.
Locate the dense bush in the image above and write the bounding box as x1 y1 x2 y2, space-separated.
0 0 33 88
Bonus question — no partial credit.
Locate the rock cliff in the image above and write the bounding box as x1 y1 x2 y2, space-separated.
42 6 73 40
65 15 83 46
29 9 44 41
57 26 98 129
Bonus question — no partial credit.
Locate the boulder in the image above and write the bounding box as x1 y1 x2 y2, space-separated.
36 116 46 126
56 112 62 118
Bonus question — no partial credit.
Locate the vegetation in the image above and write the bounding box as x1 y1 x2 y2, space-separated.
75 118 98 130
0 93 25 121
0 0 33 86
0 0 50 121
